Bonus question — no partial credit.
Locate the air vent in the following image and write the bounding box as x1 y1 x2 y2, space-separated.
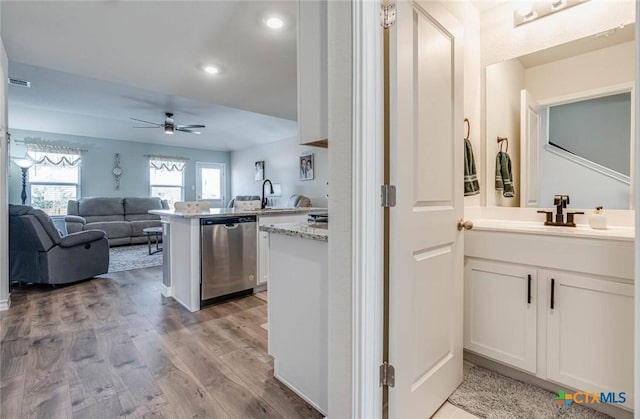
8 78 31 88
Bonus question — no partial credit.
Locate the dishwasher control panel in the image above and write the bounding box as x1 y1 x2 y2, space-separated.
201 215 257 225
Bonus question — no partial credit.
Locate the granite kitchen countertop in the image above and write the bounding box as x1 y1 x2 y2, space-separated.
259 222 328 242
150 207 326 219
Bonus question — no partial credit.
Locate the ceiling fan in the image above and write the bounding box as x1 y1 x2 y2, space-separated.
131 112 205 135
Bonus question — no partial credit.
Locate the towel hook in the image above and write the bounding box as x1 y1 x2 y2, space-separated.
464 118 470 140
497 136 509 154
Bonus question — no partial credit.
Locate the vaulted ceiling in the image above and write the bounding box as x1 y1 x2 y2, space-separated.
1 1 299 151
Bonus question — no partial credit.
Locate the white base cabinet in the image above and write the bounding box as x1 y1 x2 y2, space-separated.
464 229 634 411
257 214 308 286
464 260 537 374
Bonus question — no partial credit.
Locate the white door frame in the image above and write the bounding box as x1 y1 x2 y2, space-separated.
351 1 384 418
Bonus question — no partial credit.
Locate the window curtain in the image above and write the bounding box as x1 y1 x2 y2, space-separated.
26 144 82 168
149 157 187 172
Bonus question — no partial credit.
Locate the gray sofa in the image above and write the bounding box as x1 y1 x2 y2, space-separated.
65 197 169 246
9 204 109 284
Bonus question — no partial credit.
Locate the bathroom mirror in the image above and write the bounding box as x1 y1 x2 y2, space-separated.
485 23 635 209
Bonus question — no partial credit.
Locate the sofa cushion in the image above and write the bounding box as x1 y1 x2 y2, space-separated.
59 230 106 248
130 220 162 237
78 197 125 217
85 215 125 223
28 208 62 244
124 197 164 214
85 221 131 239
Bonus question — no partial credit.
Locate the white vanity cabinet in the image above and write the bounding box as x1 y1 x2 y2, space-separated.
464 260 537 374
544 270 634 406
297 0 327 145
464 227 634 410
257 214 308 285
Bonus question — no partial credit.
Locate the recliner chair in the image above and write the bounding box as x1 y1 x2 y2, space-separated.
9 204 110 285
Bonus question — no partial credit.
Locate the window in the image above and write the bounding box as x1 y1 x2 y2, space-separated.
149 158 185 208
28 149 81 216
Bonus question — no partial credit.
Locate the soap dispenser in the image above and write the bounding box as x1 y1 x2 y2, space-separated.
588 207 608 230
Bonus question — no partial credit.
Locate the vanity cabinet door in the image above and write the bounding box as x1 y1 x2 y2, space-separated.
464 259 537 373
545 271 634 409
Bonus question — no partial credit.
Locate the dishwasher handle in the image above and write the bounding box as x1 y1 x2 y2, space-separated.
224 223 239 229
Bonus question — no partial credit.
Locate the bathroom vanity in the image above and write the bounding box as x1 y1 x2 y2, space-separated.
463 209 634 412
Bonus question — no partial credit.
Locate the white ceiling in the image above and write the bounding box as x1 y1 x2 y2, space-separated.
1 1 299 151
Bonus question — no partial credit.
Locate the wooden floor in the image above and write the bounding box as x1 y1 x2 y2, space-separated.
0 266 323 419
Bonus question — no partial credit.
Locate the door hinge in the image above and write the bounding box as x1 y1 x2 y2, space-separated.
380 361 395 387
380 3 396 29
381 184 396 207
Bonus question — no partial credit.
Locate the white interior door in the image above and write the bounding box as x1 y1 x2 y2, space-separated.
388 1 464 418
520 90 540 208
195 162 225 208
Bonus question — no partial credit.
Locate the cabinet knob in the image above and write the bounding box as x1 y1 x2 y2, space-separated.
457 219 473 231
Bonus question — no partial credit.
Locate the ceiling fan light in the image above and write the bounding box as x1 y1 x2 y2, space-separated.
164 125 175 134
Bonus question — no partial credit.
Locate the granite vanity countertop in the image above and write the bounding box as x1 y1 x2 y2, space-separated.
150 207 326 219
260 222 328 242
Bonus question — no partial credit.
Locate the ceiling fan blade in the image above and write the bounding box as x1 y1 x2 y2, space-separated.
176 124 206 129
130 117 162 126
177 127 202 134
133 126 160 128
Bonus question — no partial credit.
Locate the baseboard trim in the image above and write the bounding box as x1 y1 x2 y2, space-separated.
273 371 327 417
0 296 11 311
254 284 267 293
464 351 633 419
160 284 173 298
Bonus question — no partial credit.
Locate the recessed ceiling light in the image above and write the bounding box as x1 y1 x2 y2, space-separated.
264 16 284 30
202 65 220 75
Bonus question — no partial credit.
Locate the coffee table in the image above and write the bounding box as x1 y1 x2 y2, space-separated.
142 226 163 255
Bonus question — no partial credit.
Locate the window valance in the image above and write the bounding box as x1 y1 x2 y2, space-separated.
148 155 188 172
26 144 82 168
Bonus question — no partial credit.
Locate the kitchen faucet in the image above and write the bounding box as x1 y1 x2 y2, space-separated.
537 195 584 227
261 179 274 209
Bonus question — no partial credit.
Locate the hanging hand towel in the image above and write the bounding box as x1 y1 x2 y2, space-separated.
495 151 515 198
464 139 480 196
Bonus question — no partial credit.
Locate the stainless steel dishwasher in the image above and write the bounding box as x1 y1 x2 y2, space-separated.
200 216 257 306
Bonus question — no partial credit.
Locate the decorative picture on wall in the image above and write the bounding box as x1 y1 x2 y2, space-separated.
255 160 265 181
299 154 314 181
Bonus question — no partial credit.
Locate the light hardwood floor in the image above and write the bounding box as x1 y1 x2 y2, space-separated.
0 266 323 419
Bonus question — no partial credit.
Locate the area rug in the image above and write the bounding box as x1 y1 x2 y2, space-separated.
448 366 613 419
108 244 162 273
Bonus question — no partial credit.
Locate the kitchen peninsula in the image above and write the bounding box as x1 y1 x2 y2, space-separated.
150 207 318 311
261 222 328 415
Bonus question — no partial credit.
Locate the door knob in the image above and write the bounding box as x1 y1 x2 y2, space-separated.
457 219 473 231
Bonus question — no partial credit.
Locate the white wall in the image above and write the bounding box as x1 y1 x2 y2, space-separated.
0 6 10 309
539 149 630 209
526 41 635 102
481 0 635 67
442 2 482 207
485 59 525 207
327 1 352 416
230 136 328 208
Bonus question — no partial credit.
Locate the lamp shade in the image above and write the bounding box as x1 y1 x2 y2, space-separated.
13 158 34 169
